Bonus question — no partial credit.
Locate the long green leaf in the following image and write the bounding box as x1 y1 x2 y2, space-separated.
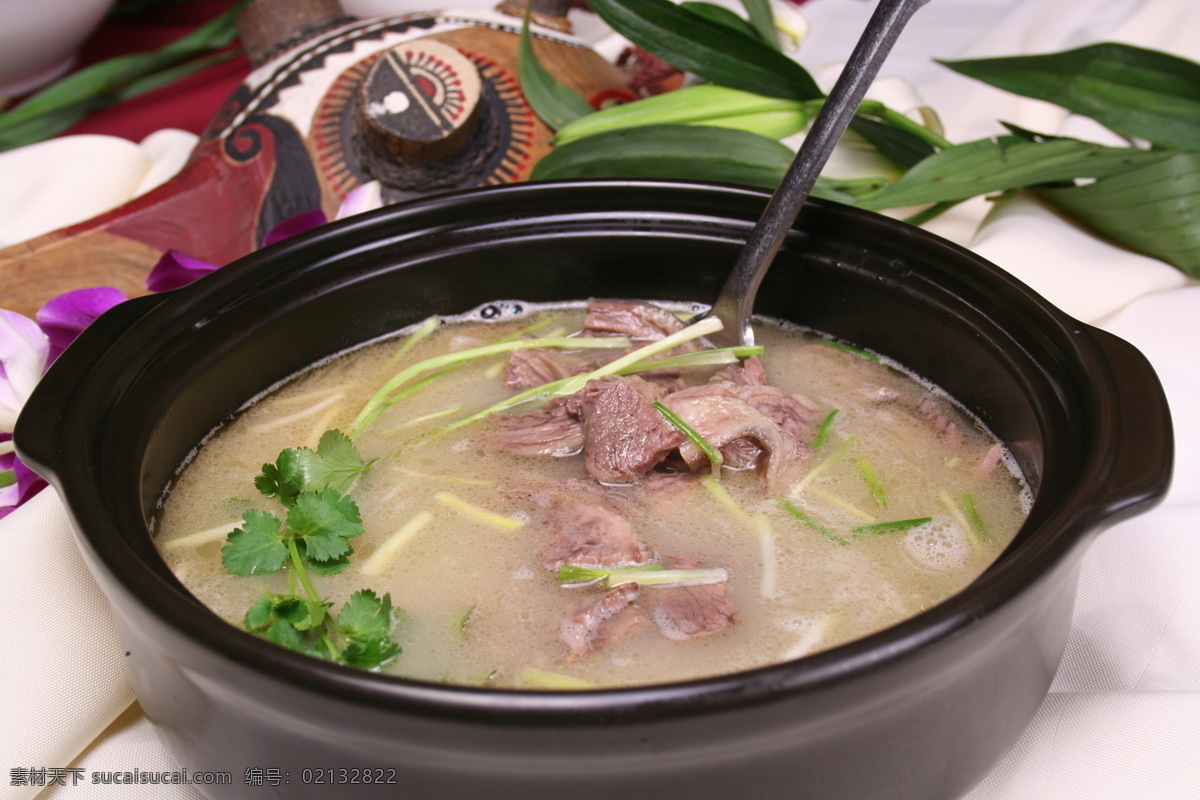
681 2 761 41
530 123 793 189
939 43 1200 150
1035 150 1200 277
854 135 1171 209
739 0 780 52
0 0 250 151
587 0 821 100
517 7 594 131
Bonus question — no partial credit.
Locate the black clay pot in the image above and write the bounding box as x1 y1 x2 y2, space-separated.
16 180 1172 800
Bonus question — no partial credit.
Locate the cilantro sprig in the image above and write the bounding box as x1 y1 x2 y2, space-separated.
222 429 399 669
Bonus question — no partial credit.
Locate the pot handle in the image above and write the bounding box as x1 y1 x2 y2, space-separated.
14 292 172 479
1086 325 1174 522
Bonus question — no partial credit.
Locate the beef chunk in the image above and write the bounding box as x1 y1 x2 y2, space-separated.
916 396 968 447
496 403 584 457
567 378 684 484
543 503 653 570
504 347 591 391
560 583 644 659
645 557 740 641
660 385 799 490
582 298 688 342
711 355 768 386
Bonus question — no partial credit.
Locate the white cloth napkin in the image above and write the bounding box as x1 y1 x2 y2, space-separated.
2 0 1198 798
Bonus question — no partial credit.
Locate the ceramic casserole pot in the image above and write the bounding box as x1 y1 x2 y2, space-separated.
16 180 1173 800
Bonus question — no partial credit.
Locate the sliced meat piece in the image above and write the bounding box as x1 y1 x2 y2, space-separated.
496 403 584 457
711 355 768 386
503 347 593 391
582 298 688 342
644 556 739 641
560 583 644 660
708 357 820 447
916 395 968 447
734 384 821 447
543 503 653 570
566 378 684 484
660 386 800 490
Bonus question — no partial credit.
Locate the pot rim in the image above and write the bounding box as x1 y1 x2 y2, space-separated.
17 178 1172 722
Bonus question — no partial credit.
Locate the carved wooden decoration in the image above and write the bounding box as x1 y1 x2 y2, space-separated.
0 1 629 317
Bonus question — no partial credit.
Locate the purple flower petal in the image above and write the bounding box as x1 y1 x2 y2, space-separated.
36 286 126 364
146 249 221 293
335 181 384 220
261 209 329 248
0 447 47 519
0 309 49 432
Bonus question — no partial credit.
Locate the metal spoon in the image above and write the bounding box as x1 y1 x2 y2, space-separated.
702 0 932 347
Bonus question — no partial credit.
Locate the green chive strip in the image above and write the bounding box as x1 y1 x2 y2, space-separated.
812 409 840 450
652 401 723 474
819 339 881 361
777 498 849 546
557 563 729 588
557 563 665 586
622 345 763 374
855 457 888 508
962 492 991 542
436 316 725 435
792 435 858 494
852 517 932 535
937 491 981 557
387 315 440 364
352 334 632 436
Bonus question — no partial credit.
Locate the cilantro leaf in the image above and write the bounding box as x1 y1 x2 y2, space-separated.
245 595 310 653
254 449 304 506
292 429 375 495
286 490 363 562
342 635 402 669
300 548 351 575
338 589 393 639
338 590 401 669
221 510 288 576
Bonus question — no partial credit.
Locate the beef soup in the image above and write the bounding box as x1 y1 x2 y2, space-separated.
156 298 1029 689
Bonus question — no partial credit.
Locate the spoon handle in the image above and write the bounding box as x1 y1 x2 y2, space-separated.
708 0 932 347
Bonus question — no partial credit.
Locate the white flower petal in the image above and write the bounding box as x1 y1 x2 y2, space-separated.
0 310 49 428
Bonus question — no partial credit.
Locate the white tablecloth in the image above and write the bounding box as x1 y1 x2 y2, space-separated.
1 1 1197 798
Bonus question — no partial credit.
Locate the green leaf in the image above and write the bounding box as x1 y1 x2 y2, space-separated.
286 490 363 562
738 0 780 52
293 429 374 495
854 135 1171 210
244 595 318 654
681 2 761 41
517 4 594 131
338 590 401 669
338 589 394 640
939 43 1200 150
531 123 794 189
587 0 820 100
0 0 251 151
552 84 807 146
1034 149 1200 277
221 510 288 576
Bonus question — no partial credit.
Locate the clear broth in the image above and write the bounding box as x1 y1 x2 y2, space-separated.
156 302 1029 688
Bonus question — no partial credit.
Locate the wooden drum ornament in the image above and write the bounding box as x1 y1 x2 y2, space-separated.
0 0 630 317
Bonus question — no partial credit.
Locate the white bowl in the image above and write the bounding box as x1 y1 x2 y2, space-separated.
0 0 117 97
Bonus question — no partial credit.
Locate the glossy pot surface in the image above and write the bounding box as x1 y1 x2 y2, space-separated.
16 180 1172 800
